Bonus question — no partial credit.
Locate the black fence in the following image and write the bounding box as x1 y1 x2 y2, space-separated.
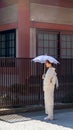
0 58 73 108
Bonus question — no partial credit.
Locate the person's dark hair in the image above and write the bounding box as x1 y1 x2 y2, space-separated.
46 60 54 67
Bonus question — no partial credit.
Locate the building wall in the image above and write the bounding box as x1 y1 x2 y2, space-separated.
18 0 30 58
0 4 18 25
30 0 73 9
30 3 73 57
30 3 73 25
30 28 36 58
1 1 73 58
0 0 30 58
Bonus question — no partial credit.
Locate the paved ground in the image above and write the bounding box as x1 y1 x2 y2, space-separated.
0 109 73 130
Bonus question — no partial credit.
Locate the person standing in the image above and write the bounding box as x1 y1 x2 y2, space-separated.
42 60 59 120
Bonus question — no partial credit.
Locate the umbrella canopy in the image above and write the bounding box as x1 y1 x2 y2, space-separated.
32 55 59 64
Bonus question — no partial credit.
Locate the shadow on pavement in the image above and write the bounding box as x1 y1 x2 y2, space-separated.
0 109 73 129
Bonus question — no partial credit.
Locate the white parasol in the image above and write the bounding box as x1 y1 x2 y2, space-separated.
32 55 59 74
32 55 59 64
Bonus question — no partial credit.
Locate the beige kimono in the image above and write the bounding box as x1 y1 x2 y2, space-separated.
43 67 58 119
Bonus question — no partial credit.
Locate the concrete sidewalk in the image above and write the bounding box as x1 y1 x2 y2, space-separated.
0 109 73 130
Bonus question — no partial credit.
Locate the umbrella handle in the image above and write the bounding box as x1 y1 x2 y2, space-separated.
44 64 46 74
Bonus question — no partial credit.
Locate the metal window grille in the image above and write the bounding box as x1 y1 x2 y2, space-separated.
37 30 59 57
37 30 73 60
0 29 16 58
0 30 16 67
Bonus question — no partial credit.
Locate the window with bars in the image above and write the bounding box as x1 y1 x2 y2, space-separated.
37 30 59 58
37 30 73 59
61 34 73 58
0 29 16 57
0 29 16 67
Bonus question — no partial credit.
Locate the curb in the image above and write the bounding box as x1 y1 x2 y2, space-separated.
0 103 73 115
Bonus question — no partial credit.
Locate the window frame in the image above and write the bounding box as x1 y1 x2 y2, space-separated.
0 29 16 58
36 29 60 58
0 29 16 67
36 29 73 59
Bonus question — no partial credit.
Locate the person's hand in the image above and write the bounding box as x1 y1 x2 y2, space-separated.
42 74 45 79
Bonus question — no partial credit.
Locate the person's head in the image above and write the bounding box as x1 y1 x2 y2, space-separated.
45 60 54 68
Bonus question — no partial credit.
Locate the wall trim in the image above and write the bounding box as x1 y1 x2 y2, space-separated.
0 23 18 32
30 21 73 32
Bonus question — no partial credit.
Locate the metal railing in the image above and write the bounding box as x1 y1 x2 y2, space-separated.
0 58 73 108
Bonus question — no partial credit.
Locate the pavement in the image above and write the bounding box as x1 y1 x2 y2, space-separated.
0 109 73 130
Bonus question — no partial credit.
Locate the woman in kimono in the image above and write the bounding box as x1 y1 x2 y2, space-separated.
42 60 58 120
